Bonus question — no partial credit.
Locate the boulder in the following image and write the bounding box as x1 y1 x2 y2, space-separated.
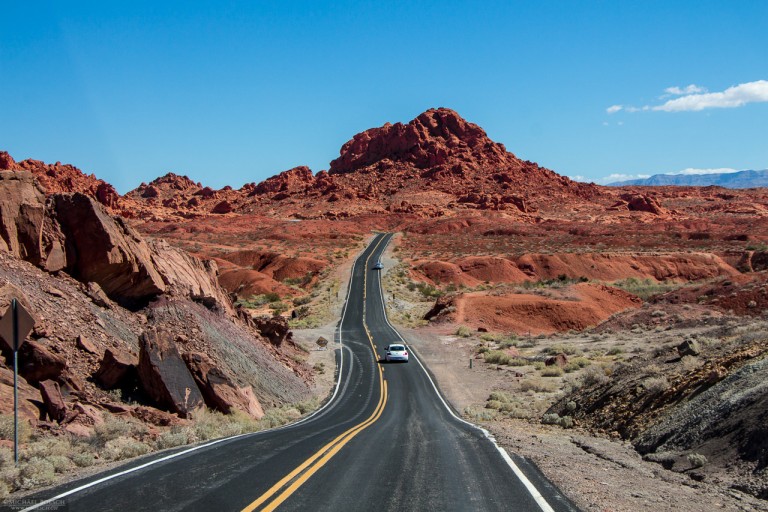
94 348 138 389
18 339 66 385
0 366 42 421
85 281 113 309
39 379 67 422
253 315 292 347
62 402 103 436
677 339 701 357
183 352 264 419
211 200 233 214
138 328 203 418
75 334 100 356
545 353 568 368
620 193 667 216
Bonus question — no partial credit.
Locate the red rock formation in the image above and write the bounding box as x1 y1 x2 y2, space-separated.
39 379 67 422
95 348 138 389
138 328 204 418
183 352 264 419
253 315 292 347
619 193 667 215
0 151 120 209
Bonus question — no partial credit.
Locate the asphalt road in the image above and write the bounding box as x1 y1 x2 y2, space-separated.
10 233 578 512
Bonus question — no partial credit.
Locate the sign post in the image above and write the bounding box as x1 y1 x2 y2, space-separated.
13 299 18 465
0 298 35 465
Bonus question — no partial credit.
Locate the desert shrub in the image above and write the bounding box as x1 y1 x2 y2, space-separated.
155 429 192 450
643 376 670 395
532 361 545 370
16 457 56 490
540 366 564 377
483 351 511 365
541 413 561 425
455 326 472 338
103 437 151 461
564 362 581 373
543 344 580 356
21 437 71 461
687 453 707 468
464 406 499 421
269 302 290 314
488 391 512 403
70 451 96 468
559 415 574 428
565 401 577 413
480 333 501 342
92 416 148 447
506 358 528 367
520 378 556 393
0 414 31 442
292 296 312 306
580 366 610 387
48 455 74 474
606 346 624 356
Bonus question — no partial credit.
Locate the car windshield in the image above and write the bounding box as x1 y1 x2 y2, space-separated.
389 345 405 351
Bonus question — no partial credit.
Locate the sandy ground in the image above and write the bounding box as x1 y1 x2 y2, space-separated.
396 322 768 512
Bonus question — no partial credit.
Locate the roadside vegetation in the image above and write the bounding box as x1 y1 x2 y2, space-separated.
0 397 320 496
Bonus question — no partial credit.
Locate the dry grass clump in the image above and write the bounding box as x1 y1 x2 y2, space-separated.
540 366 564 377
643 376 670 396
0 414 31 443
580 366 610 387
485 391 532 419
520 378 556 393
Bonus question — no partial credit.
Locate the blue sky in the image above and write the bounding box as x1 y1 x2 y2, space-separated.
1 1 767 192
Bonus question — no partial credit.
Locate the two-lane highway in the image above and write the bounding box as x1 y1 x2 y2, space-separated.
13 233 577 512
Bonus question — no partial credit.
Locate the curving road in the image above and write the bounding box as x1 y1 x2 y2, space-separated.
12 233 578 512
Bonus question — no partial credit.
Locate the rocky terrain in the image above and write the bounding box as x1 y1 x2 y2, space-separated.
1 107 767 506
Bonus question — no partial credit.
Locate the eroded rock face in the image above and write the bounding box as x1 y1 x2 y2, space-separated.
51 193 168 306
183 352 264 419
252 315 292 347
138 328 203 418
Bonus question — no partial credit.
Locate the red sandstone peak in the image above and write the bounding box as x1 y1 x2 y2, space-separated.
0 150 121 209
250 166 316 196
329 108 514 174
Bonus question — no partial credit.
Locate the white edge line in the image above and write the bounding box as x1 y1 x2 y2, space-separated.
374 233 556 512
20 235 377 512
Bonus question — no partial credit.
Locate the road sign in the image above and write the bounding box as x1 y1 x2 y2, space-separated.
0 300 34 350
316 336 329 349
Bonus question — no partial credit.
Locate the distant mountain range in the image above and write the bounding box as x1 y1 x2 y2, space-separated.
608 169 768 188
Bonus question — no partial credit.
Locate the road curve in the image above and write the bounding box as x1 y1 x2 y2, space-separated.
11 233 578 512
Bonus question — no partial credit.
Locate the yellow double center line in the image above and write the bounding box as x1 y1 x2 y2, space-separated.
242 234 388 512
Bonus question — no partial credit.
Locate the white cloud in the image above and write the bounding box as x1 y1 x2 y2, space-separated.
595 173 651 184
654 80 768 112
606 80 768 114
664 84 707 96
567 175 587 182
666 167 739 175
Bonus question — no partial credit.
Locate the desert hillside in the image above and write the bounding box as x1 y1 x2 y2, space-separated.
1 108 767 507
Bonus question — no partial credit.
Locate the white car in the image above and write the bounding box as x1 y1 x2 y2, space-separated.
383 344 409 363
373 261 383 270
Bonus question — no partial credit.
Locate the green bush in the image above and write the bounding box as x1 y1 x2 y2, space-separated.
455 326 472 338
687 453 707 468
540 366 564 377
483 351 511 365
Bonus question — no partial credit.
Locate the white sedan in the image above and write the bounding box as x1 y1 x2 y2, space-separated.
383 344 409 363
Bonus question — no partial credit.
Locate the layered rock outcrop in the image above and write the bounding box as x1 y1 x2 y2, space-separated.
138 328 204 418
